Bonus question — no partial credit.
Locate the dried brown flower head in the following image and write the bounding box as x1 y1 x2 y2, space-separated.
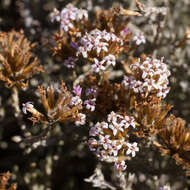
154 115 190 175
50 31 78 66
133 97 172 137
23 81 83 125
0 30 44 89
0 172 17 190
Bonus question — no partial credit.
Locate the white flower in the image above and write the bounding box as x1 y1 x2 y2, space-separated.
70 96 82 106
84 98 96 112
122 76 136 89
121 116 136 129
88 138 97 151
60 19 74 31
97 42 108 54
75 113 86 126
109 141 121 156
99 135 112 150
109 123 124 136
104 54 116 66
22 102 34 114
88 112 138 171
50 8 61 22
126 142 139 157
89 127 98 136
92 58 106 72
107 111 117 123
133 33 146 45
159 185 171 190
77 9 88 20
76 29 122 66
79 47 88 58
102 32 111 41
101 121 108 129
114 161 127 171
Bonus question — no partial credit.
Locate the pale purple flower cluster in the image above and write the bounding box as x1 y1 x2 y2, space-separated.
50 4 88 32
76 29 122 72
88 111 138 171
122 57 171 98
73 85 82 96
91 54 116 73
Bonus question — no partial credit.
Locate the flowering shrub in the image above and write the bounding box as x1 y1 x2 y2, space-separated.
0 0 190 189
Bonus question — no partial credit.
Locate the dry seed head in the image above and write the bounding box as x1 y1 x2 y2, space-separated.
0 30 43 89
23 81 83 125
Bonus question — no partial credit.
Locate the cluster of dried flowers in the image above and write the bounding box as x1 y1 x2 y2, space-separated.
0 172 17 190
0 1 190 188
22 81 84 126
0 30 43 89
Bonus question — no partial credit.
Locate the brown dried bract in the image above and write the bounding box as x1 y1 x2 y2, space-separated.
0 30 44 89
0 172 17 190
80 73 130 119
154 114 190 175
27 81 82 125
51 31 77 63
134 97 172 137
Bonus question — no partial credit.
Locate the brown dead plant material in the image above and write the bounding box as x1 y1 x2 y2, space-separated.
51 30 78 63
0 172 17 190
154 114 190 175
0 30 44 89
80 73 130 119
133 97 172 137
24 81 82 125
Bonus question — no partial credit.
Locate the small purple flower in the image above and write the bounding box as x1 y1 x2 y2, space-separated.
85 87 97 98
70 42 78 50
63 57 76 68
73 85 82 96
120 27 130 37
